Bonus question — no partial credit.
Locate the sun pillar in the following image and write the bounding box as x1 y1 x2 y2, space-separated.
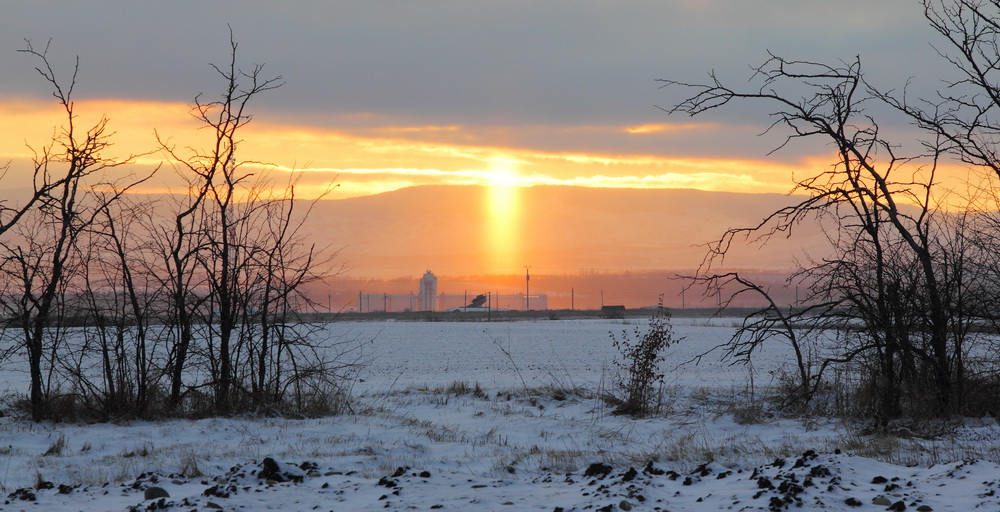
483 158 521 273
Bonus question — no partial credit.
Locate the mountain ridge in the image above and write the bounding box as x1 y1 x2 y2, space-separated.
305 184 821 277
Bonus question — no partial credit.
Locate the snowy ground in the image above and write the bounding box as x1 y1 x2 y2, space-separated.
3 318 1000 511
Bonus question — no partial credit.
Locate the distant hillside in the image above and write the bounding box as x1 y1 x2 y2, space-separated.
304 185 826 277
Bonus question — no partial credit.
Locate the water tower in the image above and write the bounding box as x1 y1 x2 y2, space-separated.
419 270 438 311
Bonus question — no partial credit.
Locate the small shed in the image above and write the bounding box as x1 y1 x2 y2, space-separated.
601 305 626 319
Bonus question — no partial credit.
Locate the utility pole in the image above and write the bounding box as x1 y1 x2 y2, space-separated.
524 266 531 311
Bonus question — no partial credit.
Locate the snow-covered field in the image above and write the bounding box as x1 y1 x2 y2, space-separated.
3 318 1000 511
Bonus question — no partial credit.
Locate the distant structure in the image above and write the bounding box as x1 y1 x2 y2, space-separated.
439 293 547 311
419 270 438 311
354 270 549 313
467 294 487 308
601 305 626 319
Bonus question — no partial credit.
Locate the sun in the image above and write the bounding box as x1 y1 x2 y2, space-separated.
483 157 522 273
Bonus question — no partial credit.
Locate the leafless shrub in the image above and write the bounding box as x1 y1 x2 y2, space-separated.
609 301 678 417
42 434 66 457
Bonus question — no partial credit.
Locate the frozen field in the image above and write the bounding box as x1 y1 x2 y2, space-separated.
3 318 1000 511
347 317 780 392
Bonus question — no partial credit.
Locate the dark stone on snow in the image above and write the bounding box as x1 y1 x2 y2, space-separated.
621 467 637 482
144 486 169 500
643 461 664 476
809 465 831 478
259 457 303 483
583 462 612 478
693 463 712 477
8 488 36 502
872 496 893 506
260 458 283 482
202 485 231 498
583 463 613 478
769 496 785 510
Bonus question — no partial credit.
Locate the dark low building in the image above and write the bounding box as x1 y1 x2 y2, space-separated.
601 305 626 319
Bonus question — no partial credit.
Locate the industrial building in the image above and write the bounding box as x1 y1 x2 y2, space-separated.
355 270 547 313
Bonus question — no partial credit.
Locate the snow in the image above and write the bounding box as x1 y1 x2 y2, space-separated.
2 318 1000 511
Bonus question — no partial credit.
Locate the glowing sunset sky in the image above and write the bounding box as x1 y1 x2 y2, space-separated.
0 1 979 279
0 1 945 200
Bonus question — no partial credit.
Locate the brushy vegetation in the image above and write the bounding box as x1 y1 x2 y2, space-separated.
609 303 678 417
665 0 1000 425
0 37 351 423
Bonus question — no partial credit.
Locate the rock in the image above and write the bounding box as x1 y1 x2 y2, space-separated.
260 457 283 482
643 461 665 476
872 496 893 507
583 463 613 478
621 467 637 482
205 502 223 510
259 457 304 483
144 486 169 500
619 500 633 511
916 506 933 512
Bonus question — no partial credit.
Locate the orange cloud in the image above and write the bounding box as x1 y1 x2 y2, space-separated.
623 122 715 134
0 96 859 201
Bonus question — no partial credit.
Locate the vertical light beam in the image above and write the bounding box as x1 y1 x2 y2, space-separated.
483 158 521 273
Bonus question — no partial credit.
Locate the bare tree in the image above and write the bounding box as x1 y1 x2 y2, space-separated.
245 179 342 413
664 50 970 419
686 271 827 407
0 36 344 421
156 31 343 415
73 193 160 418
0 41 142 421
153 31 281 413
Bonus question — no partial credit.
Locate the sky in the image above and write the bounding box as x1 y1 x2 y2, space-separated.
0 1 975 279
0 1 945 201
